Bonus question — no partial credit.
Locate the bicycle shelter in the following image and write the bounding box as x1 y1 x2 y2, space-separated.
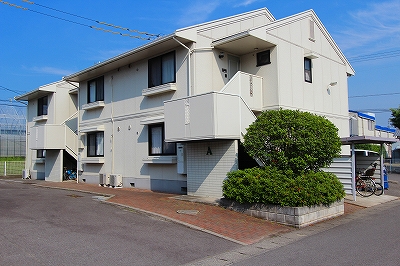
341 136 398 201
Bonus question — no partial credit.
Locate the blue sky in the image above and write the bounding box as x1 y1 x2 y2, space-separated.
1 0 400 127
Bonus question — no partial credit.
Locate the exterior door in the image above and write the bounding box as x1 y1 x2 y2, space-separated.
228 55 240 80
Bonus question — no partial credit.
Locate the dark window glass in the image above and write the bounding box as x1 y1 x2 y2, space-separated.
148 123 176 155
37 96 48 116
304 58 312 83
87 132 104 157
148 51 176 88
256 50 271 67
87 76 104 103
37 149 46 158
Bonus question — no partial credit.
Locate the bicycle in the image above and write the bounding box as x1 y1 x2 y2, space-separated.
355 163 383 197
63 168 77 180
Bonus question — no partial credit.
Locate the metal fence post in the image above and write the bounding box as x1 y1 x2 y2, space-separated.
4 161 6 176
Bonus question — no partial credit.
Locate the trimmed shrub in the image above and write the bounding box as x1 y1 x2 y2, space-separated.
223 167 345 207
242 109 342 175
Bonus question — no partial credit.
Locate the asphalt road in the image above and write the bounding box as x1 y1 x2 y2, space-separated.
0 180 239 266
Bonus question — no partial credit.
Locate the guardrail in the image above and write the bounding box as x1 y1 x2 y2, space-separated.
0 161 25 176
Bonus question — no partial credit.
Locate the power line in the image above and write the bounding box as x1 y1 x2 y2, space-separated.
22 0 159 37
0 0 159 40
348 49 400 63
349 92 400 98
0 85 25 95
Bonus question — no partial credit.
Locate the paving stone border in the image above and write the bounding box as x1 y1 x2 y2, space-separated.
219 199 344 228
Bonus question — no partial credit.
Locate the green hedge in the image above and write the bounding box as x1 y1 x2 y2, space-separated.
222 167 345 207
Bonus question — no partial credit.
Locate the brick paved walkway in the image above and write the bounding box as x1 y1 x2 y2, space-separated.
11 179 362 245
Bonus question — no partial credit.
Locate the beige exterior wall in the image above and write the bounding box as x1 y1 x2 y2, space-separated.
69 8 355 196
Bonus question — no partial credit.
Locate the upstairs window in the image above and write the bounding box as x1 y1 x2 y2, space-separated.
37 96 48 116
148 51 176 88
87 132 104 157
304 58 312 83
88 76 104 103
256 50 271 67
149 123 176 155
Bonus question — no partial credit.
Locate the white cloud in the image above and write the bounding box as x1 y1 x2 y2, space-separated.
30 66 74 76
234 0 259 7
337 0 400 54
177 0 222 26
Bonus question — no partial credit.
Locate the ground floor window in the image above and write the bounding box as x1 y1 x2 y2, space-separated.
149 124 176 155
37 149 46 158
87 132 104 157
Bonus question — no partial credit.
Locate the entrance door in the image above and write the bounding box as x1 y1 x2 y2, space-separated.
228 55 240 80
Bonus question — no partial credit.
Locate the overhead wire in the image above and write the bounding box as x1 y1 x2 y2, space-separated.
0 0 159 40
348 49 400 63
349 92 400 98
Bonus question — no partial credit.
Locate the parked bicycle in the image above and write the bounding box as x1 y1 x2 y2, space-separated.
355 163 383 197
63 168 77 180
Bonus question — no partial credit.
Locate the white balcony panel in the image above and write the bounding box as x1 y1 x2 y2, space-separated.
220 72 263 111
164 92 256 142
29 125 65 150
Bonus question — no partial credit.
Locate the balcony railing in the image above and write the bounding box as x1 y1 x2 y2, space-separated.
220 71 263 112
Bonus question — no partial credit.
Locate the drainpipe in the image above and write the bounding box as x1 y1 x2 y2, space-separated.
173 37 192 96
111 76 115 174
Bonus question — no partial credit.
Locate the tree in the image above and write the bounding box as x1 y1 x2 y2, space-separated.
242 109 342 175
390 106 400 129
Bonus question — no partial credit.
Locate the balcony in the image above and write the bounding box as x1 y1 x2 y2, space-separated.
164 91 256 142
29 124 78 157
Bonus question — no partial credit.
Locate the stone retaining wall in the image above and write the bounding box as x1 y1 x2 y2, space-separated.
219 199 344 228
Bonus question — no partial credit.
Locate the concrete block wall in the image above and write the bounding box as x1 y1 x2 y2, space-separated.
220 199 344 228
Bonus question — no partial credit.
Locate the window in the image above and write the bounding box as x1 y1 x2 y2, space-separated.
148 51 176 88
37 96 48 116
87 132 104 157
87 76 104 103
256 50 271 67
37 149 46 158
304 58 312 83
149 124 176 155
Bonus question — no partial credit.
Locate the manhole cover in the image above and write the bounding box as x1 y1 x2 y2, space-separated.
176 210 199 215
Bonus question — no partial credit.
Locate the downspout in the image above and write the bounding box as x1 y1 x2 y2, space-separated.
111 76 115 174
173 37 192 96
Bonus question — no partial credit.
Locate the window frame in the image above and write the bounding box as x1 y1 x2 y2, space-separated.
304 58 312 83
148 51 176 88
37 149 46 158
37 96 48 116
87 76 104 103
87 131 104 157
148 123 176 156
256 50 271 67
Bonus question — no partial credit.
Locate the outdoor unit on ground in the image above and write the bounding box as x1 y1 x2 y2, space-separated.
99 173 110 186
109 174 122 188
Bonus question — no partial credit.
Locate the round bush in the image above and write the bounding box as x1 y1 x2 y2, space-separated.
242 109 342 174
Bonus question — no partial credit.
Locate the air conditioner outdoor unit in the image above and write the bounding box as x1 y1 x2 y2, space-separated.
109 174 122 188
99 173 110 186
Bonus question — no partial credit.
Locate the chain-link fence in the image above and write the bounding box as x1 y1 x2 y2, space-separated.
0 105 26 157
0 161 25 176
